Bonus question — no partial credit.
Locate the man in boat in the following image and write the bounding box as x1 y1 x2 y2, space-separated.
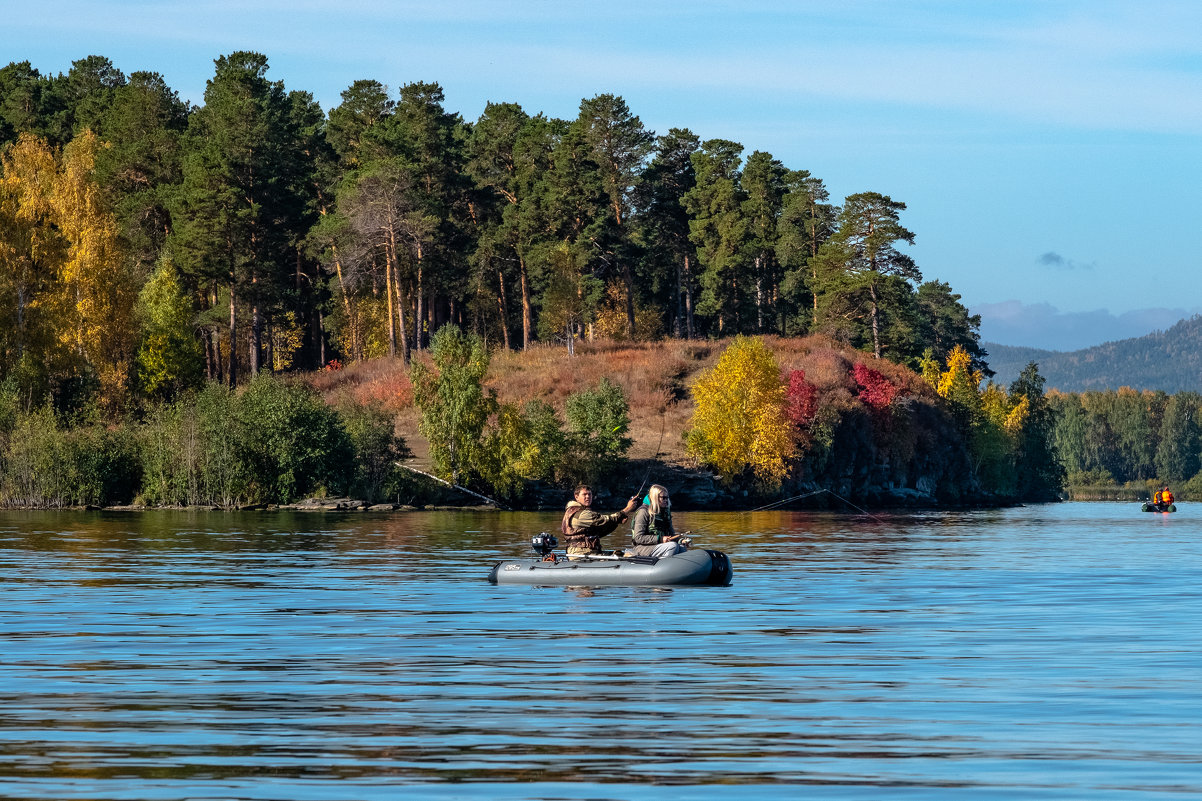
1161 486 1174 507
628 484 690 558
562 485 639 557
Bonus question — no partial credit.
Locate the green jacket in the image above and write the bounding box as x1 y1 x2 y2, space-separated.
630 504 674 545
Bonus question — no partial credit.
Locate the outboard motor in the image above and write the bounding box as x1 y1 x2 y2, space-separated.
703 549 733 586
531 532 558 556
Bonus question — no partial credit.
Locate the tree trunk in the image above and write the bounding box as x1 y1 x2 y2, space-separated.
317 308 326 366
755 255 764 332
384 236 397 358
209 284 222 382
497 268 511 350
203 329 215 381
684 254 695 339
331 245 358 361
392 268 410 364
264 317 274 373
519 254 532 349
414 262 424 351
249 302 262 377
673 257 683 338
869 281 881 359
623 263 636 339
227 282 238 388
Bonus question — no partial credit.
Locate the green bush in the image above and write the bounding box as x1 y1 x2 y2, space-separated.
480 399 568 501
65 425 141 506
1180 471 1202 501
564 378 632 482
1065 468 1116 487
236 375 354 503
0 407 70 507
337 400 411 503
195 382 249 506
410 325 494 487
141 378 357 507
140 398 208 506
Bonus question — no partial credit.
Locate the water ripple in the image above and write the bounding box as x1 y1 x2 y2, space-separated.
1 504 1200 799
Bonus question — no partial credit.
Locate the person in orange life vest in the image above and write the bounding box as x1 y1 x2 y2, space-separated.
1162 486 1174 506
628 484 689 558
1153 488 1163 505
561 485 639 556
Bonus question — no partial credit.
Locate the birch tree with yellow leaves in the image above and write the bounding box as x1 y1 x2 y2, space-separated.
51 130 138 408
686 335 792 485
0 132 136 409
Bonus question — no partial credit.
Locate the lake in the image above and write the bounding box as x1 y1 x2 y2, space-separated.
0 502 1199 800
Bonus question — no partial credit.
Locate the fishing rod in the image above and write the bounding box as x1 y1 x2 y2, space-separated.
397 464 506 510
633 411 668 502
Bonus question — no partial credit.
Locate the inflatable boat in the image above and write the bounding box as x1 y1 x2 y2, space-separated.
1141 502 1177 512
488 546 732 587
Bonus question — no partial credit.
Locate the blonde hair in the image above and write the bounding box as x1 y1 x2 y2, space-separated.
647 484 670 515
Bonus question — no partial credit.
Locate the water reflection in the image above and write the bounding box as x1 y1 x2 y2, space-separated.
0 504 1200 799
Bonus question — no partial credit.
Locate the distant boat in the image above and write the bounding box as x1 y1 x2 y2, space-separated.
1141 501 1177 513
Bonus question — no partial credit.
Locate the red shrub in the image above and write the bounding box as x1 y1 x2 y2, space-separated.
853 362 899 410
784 369 818 427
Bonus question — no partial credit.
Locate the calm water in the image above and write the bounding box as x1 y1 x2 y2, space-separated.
0 502 1199 800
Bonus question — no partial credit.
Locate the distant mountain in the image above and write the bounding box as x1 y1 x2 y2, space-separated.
983 315 1202 392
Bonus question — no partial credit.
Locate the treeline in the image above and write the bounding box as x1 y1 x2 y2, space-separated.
1 52 987 415
1050 388 1202 497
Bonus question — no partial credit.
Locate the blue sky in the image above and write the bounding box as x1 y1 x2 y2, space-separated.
6 0 1201 350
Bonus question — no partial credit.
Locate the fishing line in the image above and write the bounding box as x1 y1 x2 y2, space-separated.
750 488 888 522
634 410 668 501
821 488 889 524
688 487 889 536
749 489 829 512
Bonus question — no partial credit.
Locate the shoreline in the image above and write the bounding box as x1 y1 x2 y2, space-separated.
0 496 1040 514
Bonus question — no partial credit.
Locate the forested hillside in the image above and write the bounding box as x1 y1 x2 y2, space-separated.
0 52 1071 510
1 52 987 414
985 315 1202 392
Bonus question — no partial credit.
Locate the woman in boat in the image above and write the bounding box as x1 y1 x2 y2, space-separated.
562 485 639 557
628 484 689 558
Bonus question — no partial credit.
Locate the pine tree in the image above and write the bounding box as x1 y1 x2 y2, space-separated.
635 128 699 338
814 191 920 359
740 150 786 333
169 51 308 385
683 139 748 336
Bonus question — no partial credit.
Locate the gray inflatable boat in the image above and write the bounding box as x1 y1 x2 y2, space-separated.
488 547 733 587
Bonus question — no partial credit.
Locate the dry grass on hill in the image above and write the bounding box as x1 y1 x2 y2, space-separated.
306 336 934 470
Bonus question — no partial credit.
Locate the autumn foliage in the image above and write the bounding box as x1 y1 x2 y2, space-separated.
784 369 818 427
853 362 900 411
1 133 137 409
686 336 792 485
